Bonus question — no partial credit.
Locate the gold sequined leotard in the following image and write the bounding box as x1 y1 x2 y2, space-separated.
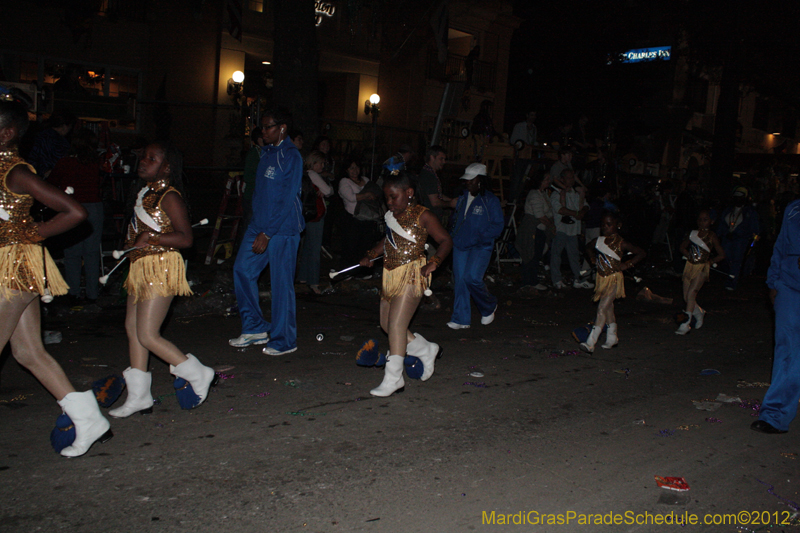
125 179 179 262
595 234 624 277
382 204 429 300
687 230 714 264
0 151 67 299
384 204 428 270
593 234 626 301
123 179 192 302
683 230 713 282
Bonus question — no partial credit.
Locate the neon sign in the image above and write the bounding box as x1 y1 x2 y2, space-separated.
315 2 335 26
618 46 671 64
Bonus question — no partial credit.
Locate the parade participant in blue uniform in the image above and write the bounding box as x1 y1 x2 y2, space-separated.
447 163 504 329
229 109 305 356
752 200 800 434
716 187 759 290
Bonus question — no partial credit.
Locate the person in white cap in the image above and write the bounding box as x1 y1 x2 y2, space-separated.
447 163 504 329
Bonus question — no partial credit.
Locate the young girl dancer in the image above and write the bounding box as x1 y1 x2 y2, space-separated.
676 209 725 334
0 100 111 457
580 212 645 353
359 170 452 397
109 142 216 417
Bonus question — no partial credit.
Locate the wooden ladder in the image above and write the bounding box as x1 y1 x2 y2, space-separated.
204 171 244 265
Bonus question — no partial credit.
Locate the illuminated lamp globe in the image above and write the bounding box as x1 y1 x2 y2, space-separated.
369 94 380 105
232 71 245 83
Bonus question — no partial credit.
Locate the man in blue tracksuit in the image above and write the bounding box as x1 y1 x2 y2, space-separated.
229 109 305 355
716 187 759 290
447 163 504 329
752 200 800 434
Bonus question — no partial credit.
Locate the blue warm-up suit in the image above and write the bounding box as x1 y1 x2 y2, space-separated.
759 200 800 432
233 137 305 352
716 204 759 290
449 190 504 325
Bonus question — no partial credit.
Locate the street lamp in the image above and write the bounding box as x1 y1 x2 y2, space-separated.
227 70 245 101
365 93 380 180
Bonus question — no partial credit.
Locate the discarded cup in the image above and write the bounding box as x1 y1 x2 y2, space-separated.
469 371 484 378
316 334 324 342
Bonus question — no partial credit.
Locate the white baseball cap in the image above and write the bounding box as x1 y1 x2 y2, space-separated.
460 162 487 180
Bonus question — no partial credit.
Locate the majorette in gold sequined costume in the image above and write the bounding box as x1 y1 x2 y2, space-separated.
381 204 430 301
0 151 68 300
683 229 714 282
123 179 192 302
592 234 626 301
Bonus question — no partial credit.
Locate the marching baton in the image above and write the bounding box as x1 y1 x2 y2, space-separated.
112 219 209 259
112 247 137 259
329 255 383 278
41 187 76 303
710 265 735 279
683 256 734 279
99 257 128 285
625 273 643 283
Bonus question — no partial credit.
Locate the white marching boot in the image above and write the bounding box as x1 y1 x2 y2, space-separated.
675 312 692 335
692 306 705 329
170 354 217 405
601 323 619 349
58 391 113 458
370 355 405 397
109 367 154 418
406 333 443 381
580 326 602 353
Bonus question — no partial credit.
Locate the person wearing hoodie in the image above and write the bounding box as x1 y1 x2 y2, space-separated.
447 163 504 329
229 109 305 356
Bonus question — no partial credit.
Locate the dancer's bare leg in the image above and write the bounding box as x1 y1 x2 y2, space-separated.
684 276 705 314
125 295 187 370
380 286 422 356
380 299 421 347
596 292 616 329
3 292 75 400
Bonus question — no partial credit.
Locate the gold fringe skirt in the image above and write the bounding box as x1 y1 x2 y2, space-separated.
593 271 625 301
0 244 68 301
683 261 709 282
124 251 193 303
382 257 429 301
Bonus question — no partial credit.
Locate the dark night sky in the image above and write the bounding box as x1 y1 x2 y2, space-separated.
503 0 800 144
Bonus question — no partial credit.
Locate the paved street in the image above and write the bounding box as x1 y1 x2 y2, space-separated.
1 268 797 532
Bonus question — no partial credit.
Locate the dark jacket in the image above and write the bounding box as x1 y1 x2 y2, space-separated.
252 138 305 237
451 190 504 250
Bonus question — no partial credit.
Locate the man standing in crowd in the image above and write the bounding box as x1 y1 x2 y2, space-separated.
418 145 457 221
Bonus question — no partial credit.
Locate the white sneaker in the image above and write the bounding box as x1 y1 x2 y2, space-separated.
262 346 298 356
534 283 548 291
229 332 270 347
447 322 470 330
573 279 595 289
554 281 567 289
481 306 497 325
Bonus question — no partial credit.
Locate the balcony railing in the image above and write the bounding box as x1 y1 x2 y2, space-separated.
425 50 496 92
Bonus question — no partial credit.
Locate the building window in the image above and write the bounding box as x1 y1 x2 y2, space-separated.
248 0 263 12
